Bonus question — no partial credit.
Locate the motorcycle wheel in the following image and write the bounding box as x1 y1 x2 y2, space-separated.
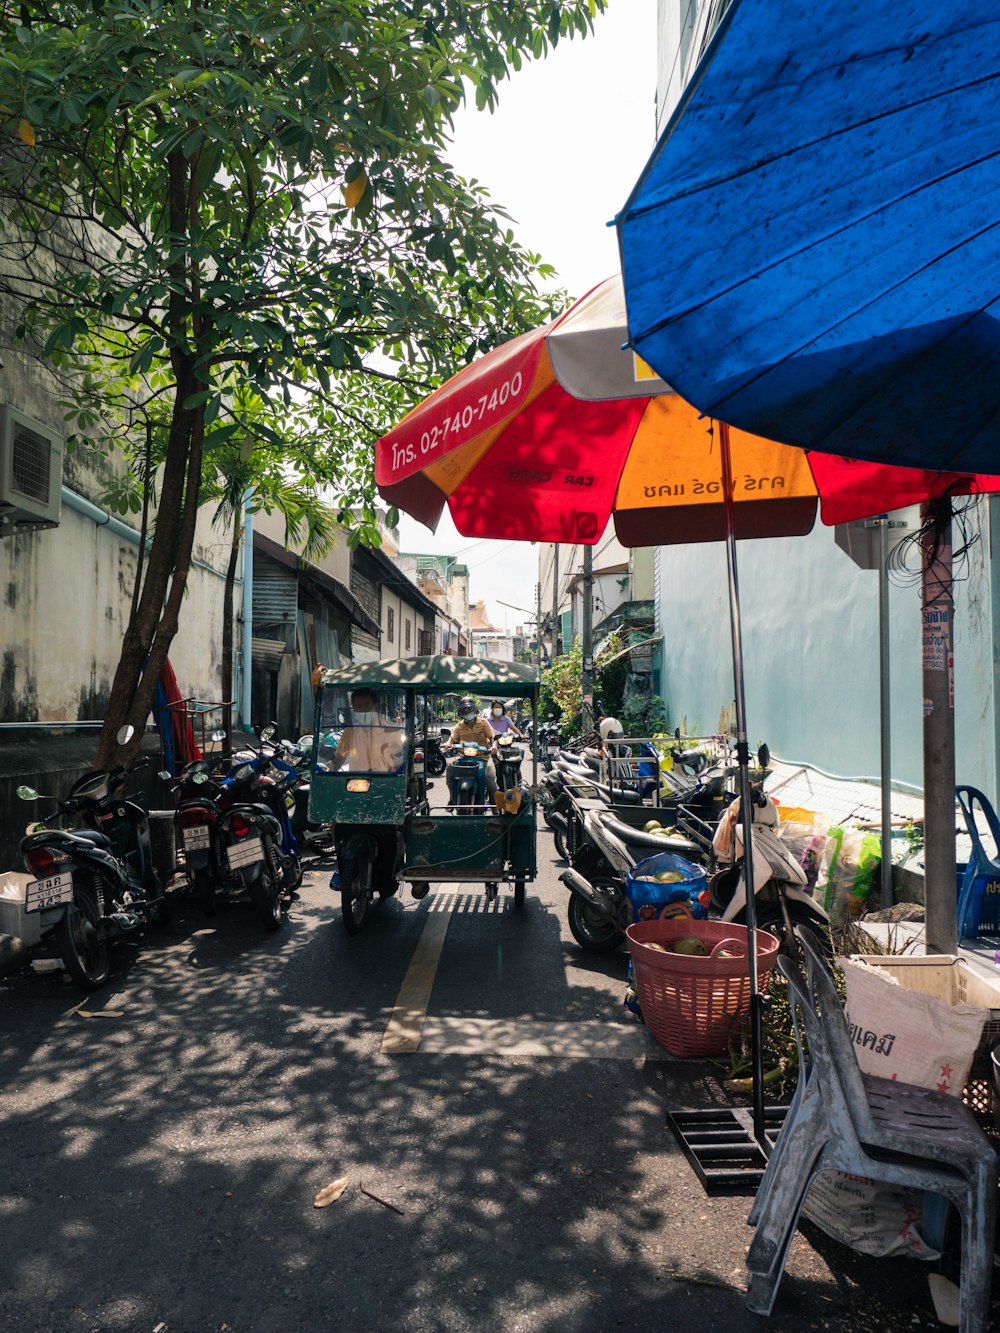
146 887 172 929
513 880 526 909
251 841 285 931
283 852 304 894
341 846 373 935
567 892 623 954
426 751 446 778
553 826 570 862
753 905 834 971
56 883 112 990
194 865 216 916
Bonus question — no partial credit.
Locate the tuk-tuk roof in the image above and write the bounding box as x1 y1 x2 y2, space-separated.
318 655 539 694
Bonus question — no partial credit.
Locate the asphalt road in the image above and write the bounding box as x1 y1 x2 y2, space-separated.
0 816 991 1332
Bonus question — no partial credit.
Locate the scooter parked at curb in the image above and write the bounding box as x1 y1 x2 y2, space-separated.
706 782 832 959
560 807 704 953
215 726 303 931
16 727 170 990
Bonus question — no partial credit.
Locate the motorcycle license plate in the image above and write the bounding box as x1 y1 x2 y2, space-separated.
226 837 263 870
24 872 73 913
182 825 211 851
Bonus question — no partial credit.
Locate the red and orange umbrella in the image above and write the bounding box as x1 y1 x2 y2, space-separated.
376 276 1000 546
375 274 1000 1146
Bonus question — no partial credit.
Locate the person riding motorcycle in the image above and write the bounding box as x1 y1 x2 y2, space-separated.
445 697 497 807
489 700 523 738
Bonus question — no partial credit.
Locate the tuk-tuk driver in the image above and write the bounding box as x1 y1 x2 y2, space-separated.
445 696 497 806
330 689 405 773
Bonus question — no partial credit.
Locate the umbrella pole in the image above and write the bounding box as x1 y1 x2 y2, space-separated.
718 421 765 1146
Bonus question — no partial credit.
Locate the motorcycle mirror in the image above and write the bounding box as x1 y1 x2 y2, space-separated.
674 726 681 739
260 724 277 743
156 770 172 781
192 772 210 785
16 785 40 801
757 742 771 770
211 729 227 742
25 821 45 834
116 724 135 745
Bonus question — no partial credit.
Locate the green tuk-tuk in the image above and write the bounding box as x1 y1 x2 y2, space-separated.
310 656 539 932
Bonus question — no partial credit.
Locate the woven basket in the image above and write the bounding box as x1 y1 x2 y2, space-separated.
626 919 780 1058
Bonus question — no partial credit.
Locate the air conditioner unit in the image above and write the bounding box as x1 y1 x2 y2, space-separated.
0 406 64 529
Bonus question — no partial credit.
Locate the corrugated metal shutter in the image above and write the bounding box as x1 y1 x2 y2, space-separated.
251 637 286 670
350 568 380 623
253 565 297 628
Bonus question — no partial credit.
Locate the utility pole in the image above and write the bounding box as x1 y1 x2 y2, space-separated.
921 498 956 955
581 544 594 733
551 545 559 658
535 580 543 673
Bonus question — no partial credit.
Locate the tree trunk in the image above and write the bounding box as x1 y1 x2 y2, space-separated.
221 512 242 745
94 368 204 768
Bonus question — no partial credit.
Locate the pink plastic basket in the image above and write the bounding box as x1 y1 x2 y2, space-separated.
626 919 780 1057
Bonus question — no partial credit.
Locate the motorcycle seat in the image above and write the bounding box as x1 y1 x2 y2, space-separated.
69 828 114 850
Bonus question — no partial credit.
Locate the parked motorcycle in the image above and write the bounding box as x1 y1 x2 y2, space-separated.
422 730 448 779
163 726 303 928
168 756 229 915
560 806 703 952
707 782 832 957
16 728 170 989
215 727 303 930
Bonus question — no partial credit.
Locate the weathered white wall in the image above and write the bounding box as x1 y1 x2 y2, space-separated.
0 346 235 722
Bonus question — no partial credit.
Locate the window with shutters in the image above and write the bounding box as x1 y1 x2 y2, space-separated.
404 619 411 652
387 607 395 643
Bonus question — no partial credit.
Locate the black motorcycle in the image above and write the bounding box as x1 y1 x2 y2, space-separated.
17 730 169 989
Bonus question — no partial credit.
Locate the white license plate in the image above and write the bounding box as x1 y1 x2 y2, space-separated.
182 825 211 851
226 837 263 870
25 872 73 913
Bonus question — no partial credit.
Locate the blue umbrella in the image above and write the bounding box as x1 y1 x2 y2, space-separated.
616 0 1000 472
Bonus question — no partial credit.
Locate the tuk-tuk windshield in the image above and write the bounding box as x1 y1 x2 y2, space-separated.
318 687 407 774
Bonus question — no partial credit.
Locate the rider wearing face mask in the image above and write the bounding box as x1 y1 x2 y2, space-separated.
446 696 497 806
489 701 522 738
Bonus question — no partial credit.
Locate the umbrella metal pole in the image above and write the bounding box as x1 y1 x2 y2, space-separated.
878 518 894 910
552 545 560 658
718 422 765 1146
581 544 594 734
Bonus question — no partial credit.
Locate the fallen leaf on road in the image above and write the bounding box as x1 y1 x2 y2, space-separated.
313 1177 349 1208
75 1009 124 1018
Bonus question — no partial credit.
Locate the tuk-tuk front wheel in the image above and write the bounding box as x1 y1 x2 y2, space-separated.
341 844 374 935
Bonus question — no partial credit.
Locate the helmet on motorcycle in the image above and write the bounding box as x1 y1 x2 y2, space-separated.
458 696 476 721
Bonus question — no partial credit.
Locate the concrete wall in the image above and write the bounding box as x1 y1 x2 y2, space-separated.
653 501 999 798
1 408 232 726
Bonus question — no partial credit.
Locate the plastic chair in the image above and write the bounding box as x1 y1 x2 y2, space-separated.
956 786 1000 939
745 929 997 1333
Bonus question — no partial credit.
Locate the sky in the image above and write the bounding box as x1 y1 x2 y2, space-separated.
394 0 659 632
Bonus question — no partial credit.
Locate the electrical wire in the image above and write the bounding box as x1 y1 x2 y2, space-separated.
886 494 982 592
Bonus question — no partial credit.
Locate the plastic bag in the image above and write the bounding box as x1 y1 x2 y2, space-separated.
819 827 881 924
778 819 829 896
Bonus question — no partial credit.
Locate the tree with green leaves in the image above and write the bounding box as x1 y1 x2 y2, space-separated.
0 0 605 764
